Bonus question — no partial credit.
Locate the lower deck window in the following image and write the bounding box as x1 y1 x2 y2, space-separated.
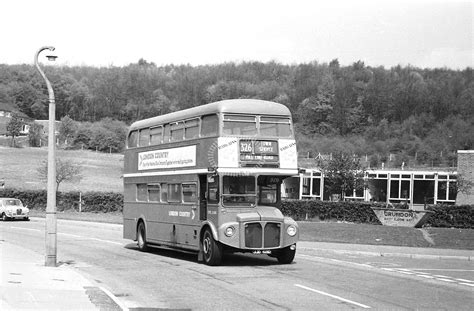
168 184 182 202
182 183 197 202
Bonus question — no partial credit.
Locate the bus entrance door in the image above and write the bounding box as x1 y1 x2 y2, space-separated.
199 175 207 221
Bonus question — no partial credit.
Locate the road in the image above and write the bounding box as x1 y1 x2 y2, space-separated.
1 218 473 310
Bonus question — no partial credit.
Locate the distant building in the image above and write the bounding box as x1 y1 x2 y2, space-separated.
282 150 473 208
0 102 32 135
456 150 474 204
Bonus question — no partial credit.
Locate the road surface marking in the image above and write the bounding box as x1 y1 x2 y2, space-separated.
298 254 373 269
9 226 123 246
11 227 41 232
60 232 123 245
295 284 371 309
409 269 474 272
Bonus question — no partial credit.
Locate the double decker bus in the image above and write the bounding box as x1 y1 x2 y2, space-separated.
123 99 299 265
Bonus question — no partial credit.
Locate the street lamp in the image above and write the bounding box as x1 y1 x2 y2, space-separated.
34 46 57 267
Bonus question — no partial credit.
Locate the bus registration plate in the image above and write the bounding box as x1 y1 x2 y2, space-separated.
252 250 271 254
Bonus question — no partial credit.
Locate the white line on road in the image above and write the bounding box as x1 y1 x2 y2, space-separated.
59 232 123 245
10 226 41 232
295 284 371 309
9 226 123 246
409 269 474 272
456 279 474 283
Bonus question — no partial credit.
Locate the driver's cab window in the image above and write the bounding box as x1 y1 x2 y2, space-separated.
258 176 281 205
207 175 219 204
222 175 256 207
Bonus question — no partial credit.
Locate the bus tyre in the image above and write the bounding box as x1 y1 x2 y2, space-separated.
275 246 295 264
202 229 222 266
137 222 148 252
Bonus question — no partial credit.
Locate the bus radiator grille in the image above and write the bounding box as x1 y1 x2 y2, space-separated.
264 223 280 248
244 222 281 248
245 223 262 248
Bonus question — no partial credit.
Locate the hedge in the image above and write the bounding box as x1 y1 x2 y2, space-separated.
0 188 123 213
280 200 473 229
425 204 474 229
280 200 383 224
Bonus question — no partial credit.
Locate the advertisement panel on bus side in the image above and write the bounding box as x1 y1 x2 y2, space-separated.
138 145 197 170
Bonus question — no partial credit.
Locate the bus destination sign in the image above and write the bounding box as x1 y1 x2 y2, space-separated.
239 140 279 163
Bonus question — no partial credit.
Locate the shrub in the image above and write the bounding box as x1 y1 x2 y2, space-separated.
426 204 474 229
0 188 123 213
279 200 473 229
280 200 382 224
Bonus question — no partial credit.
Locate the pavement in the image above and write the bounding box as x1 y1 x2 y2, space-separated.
0 241 122 311
1 239 472 311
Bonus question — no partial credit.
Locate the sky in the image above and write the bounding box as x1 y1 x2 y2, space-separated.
1 0 472 69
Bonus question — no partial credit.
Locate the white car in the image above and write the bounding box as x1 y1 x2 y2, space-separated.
0 198 29 221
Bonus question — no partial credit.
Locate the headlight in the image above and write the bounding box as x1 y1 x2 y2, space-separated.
224 226 235 237
286 225 297 237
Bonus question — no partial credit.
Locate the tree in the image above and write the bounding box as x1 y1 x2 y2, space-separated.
28 122 44 147
37 158 83 192
6 114 23 147
321 152 365 200
58 115 77 145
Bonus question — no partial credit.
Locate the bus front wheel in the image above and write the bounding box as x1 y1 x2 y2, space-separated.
137 222 148 252
274 246 295 264
202 229 222 266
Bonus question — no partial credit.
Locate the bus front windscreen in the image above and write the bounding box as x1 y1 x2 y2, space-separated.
222 175 256 207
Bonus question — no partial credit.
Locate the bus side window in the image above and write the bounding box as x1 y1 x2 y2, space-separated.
201 114 218 137
128 130 138 148
161 183 168 202
168 184 182 202
185 119 200 139
139 128 150 147
150 126 163 145
137 184 148 201
170 122 184 141
208 176 219 204
163 124 170 143
182 183 197 202
148 184 161 202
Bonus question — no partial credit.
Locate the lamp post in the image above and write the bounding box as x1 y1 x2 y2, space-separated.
34 46 58 267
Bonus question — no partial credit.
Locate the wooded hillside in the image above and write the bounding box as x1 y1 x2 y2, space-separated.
1 59 472 167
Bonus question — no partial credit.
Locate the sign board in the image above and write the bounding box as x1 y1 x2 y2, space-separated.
138 145 196 170
371 208 433 228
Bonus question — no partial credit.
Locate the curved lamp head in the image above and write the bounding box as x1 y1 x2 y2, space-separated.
46 47 57 61
46 55 58 61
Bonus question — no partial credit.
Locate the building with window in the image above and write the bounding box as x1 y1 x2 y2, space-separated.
282 150 473 209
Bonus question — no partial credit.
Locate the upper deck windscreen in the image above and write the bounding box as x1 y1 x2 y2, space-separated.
222 115 292 138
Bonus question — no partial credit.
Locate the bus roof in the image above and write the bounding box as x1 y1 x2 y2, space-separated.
129 99 291 131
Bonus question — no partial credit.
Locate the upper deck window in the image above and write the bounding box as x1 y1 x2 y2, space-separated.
201 114 218 137
185 119 200 139
260 116 292 137
128 130 138 148
150 126 163 145
139 128 150 147
170 122 184 141
223 115 257 136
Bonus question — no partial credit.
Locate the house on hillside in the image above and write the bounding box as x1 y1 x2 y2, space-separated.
0 102 32 135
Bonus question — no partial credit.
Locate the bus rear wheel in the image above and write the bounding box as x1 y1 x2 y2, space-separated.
137 222 148 252
202 229 222 266
274 246 295 264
